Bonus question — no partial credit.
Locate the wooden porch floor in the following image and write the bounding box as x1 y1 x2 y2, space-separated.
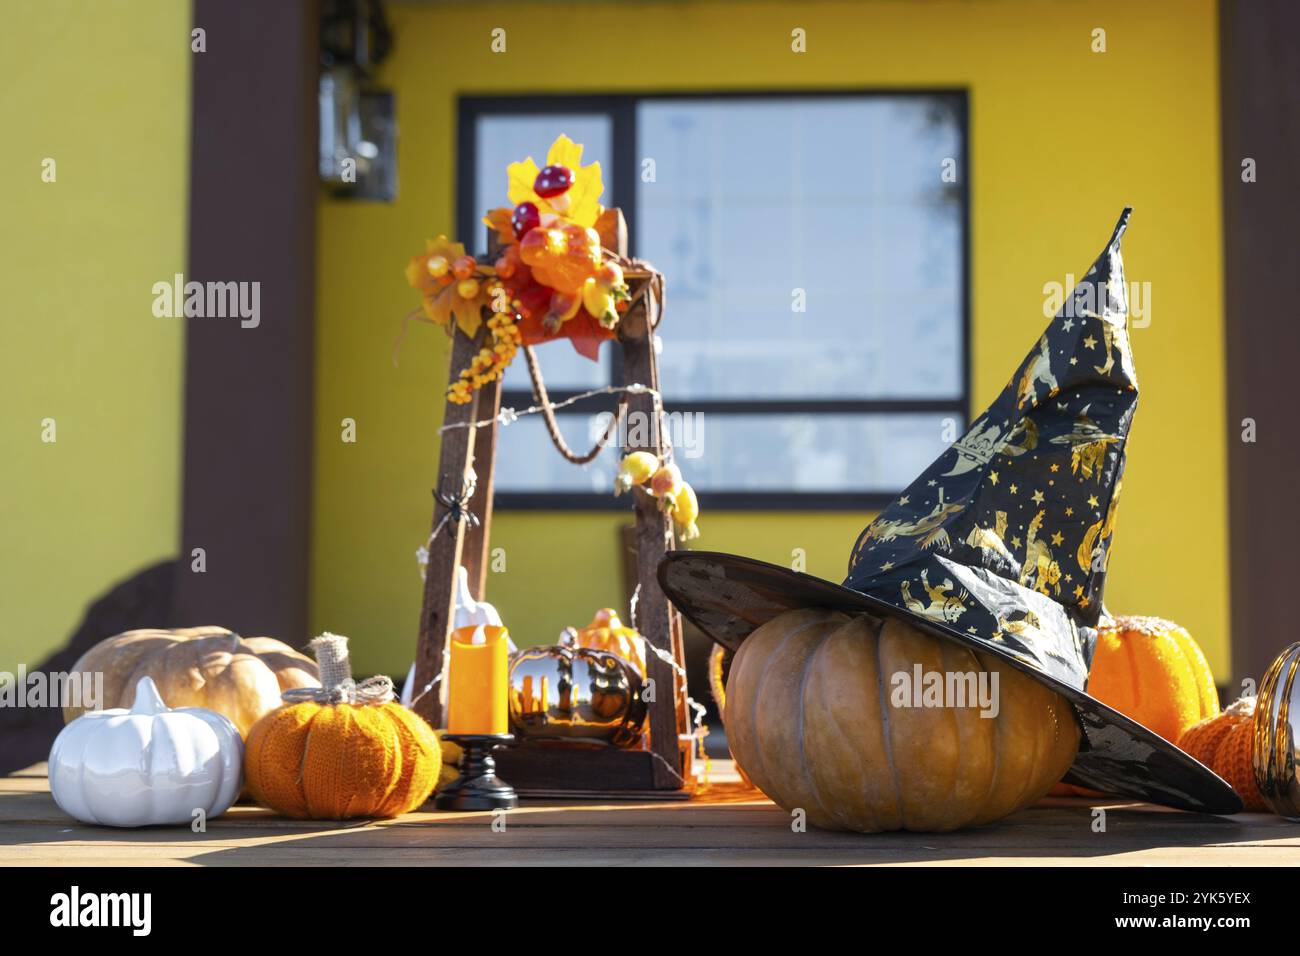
3 762 1297 866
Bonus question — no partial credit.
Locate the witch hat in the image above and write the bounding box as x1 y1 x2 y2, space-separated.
659 209 1241 813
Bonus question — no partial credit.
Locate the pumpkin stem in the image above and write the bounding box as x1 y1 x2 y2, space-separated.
310 634 353 693
1223 695 1256 718
130 676 169 716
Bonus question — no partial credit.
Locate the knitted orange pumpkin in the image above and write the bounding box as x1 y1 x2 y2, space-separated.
1086 615 1220 743
1179 698 1267 812
246 634 441 819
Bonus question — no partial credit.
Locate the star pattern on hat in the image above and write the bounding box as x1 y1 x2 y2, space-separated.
843 209 1136 685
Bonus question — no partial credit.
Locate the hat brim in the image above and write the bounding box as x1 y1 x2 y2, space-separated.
660 551 1242 815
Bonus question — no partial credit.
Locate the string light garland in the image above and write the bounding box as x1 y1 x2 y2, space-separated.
438 380 659 434
630 582 712 785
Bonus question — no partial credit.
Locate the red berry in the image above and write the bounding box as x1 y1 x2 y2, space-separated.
533 165 574 199
511 201 541 239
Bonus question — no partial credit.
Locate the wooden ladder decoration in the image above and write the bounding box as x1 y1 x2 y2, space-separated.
411 209 692 796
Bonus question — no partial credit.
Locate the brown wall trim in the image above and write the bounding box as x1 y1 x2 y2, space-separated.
175 1 320 642
1221 0 1300 687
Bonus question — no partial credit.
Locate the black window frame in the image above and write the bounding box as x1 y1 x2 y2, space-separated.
457 90 971 511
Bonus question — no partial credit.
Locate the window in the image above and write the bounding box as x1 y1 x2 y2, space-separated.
458 93 968 509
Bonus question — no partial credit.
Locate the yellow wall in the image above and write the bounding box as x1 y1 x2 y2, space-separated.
0 1 190 673
313 0 1229 677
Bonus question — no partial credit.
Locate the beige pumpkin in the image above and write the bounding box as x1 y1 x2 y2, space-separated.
725 608 1080 832
65 627 319 737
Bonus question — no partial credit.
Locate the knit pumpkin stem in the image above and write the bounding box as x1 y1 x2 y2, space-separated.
1223 695 1255 718
310 634 353 693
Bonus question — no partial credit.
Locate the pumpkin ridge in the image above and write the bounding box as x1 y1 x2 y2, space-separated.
946 642 977 832
1172 628 1218 720
381 718 406 812
1002 667 1044 813
978 653 1003 818
796 624 841 829
1017 681 1046 813
985 662 1017 820
298 705 327 817
806 624 889 832
873 620 905 830
1123 632 1143 717
376 710 426 816
744 620 801 807
338 708 358 820
948 642 993 830
378 711 407 810
748 612 834 813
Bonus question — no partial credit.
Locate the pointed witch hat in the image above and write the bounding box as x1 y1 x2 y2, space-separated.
659 209 1241 813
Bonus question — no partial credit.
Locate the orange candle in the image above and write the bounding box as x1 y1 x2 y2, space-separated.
446 624 510 734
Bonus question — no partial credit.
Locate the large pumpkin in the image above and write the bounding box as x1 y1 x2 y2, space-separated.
65 627 319 738
725 608 1080 832
1086 615 1219 744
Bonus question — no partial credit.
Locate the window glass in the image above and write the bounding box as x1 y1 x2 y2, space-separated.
636 97 963 400
466 96 967 502
492 411 951 494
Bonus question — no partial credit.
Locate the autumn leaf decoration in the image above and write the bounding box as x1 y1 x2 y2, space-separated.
404 236 499 339
402 134 631 405
503 134 605 228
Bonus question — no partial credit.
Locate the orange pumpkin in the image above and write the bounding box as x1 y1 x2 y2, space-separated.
1086 615 1220 743
65 627 319 737
574 608 647 676
725 608 1080 832
246 635 441 819
1179 698 1267 812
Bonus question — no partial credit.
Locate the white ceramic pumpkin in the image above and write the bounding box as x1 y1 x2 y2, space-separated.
49 676 243 827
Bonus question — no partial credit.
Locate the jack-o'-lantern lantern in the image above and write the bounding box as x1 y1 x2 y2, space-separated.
574 608 647 676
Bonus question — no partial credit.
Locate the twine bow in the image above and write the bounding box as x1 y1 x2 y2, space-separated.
281 633 395 706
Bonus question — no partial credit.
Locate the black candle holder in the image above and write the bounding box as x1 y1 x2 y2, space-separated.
434 733 519 811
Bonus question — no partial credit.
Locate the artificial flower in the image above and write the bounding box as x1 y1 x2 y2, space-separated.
405 236 499 337
505 134 604 229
